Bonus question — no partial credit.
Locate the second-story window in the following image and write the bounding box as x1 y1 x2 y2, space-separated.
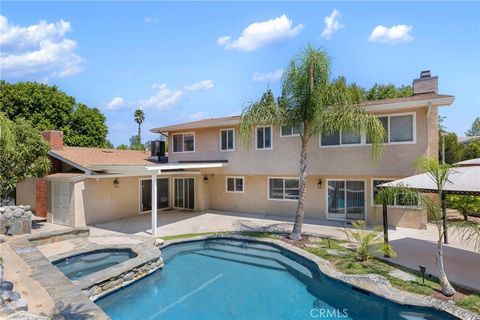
321 130 362 146
172 133 195 153
280 123 304 137
256 126 272 150
220 129 235 151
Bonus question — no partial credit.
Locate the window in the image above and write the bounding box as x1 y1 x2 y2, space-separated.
226 177 244 193
281 123 304 137
372 179 419 207
327 180 365 220
140 178 169 212
256 126 272 150
220 129 235 151
268 178 299 201
367 114 414 144
321 130 362 146
390 115 414 142
172 133 195 152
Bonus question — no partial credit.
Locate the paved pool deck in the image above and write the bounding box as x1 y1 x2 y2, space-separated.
91 209 480 292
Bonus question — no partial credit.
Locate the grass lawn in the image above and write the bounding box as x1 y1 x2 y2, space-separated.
160 231 479 314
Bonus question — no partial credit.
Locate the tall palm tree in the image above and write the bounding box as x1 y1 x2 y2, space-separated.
134 109 145 143
240 46 386 240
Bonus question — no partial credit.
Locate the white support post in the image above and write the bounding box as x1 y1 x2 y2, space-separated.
151 173 157 237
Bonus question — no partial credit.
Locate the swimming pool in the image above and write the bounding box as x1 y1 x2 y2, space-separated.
53 248 137 280
96 239 456 320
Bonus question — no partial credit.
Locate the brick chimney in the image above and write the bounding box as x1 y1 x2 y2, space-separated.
41 130 63 150
412 70 438 95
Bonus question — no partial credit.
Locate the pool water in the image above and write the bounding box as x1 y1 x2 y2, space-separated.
96 239 455 320
53 249 137 280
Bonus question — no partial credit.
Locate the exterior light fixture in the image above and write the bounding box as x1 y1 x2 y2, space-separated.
419 265 426 283
203 176 209 184
317 178 323 189
113 178 120 188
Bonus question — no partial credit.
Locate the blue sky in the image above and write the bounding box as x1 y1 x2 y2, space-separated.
1 1 479 146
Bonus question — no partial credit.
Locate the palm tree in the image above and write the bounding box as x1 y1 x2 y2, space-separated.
417 157 456 296
240 45 386 240
134 109 145 143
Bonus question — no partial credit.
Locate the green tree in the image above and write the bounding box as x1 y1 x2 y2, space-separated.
0 118 50 200
0 112 15 152
64 104 108 147
104 140 114 149
463 141 480 160
448 195 480 221
134 109 145 143
365 84 413 101
0 81 108 147
116 144 129 150
129 135 143 150
466 117 480 136
240 46 386 240
439 131 464 164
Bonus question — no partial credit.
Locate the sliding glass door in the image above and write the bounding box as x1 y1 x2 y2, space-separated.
327 180 365 221
140 178 169 213
174 178 195 210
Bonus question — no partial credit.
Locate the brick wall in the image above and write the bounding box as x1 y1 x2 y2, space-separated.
35 179 47 217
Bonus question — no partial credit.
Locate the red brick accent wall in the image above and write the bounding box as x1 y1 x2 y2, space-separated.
41 131 63 150
35 179 47 217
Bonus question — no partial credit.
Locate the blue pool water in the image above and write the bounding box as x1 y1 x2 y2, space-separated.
96 239 456 320
53 249 136 280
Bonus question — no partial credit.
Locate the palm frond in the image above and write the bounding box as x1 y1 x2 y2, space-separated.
450 220 480 252
239 90 286 148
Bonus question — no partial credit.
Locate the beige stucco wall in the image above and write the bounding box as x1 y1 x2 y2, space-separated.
15 178 37 211
168 107 433 178
208 174 427 229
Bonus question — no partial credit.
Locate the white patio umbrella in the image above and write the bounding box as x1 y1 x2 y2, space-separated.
379 158 480 245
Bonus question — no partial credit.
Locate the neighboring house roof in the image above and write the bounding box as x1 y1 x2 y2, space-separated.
151 93 454 133
458 136 480 145
49 146 155 172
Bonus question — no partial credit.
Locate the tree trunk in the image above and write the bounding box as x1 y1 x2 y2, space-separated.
435 238 456 296
289 140 308 240
138 123 141 142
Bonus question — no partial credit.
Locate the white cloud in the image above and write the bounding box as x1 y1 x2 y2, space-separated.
369 25 414 44
144 17 159 24
138 80 214 109
138 84 183 110
0 15 84 79
184 80 214 91
321 9 343 39
217 15 303 52
106 97 125 110
252 69 284 82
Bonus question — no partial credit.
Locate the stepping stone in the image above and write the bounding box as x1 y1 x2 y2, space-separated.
326 249 347 257
304 243 325 249
389 269 416 282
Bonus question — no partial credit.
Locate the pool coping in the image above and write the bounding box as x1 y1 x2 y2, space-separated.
9 229 110 320
161 234 479 320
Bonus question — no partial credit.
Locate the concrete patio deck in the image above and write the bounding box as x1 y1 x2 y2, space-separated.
91 209 480 292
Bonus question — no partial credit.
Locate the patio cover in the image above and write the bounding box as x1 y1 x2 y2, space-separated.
380 158 480 195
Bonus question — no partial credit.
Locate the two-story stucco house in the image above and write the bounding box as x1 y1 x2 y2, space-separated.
16 71 454 234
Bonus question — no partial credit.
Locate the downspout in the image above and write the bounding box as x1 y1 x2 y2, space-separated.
426 102 432 157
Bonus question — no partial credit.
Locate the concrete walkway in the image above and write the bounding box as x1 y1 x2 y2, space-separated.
90 209 480 292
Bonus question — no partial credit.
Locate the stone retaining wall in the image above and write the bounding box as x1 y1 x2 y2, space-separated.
83 256 164 300
0 206 32 235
